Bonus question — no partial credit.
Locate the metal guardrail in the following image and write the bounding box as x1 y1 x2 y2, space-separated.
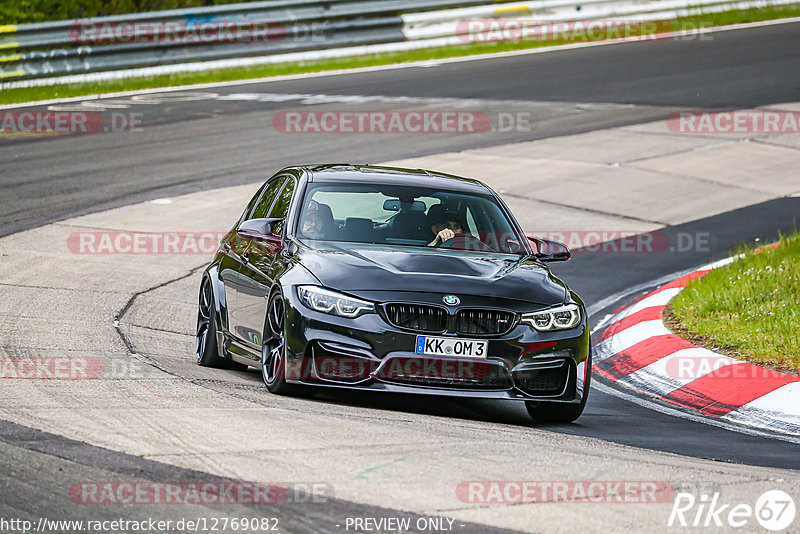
0 0 501 81
1 0 796 86
402 0 799 39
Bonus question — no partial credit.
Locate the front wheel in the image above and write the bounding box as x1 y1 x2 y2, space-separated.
261 290 309 396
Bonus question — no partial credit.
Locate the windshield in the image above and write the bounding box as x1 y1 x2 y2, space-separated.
296 183 526 255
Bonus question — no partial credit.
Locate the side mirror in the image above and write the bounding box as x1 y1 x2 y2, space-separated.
528 237 571 262
238 217 282 238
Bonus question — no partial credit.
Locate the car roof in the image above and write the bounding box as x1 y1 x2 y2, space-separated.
297 164 491 194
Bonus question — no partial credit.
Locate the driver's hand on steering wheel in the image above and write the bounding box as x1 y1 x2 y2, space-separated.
429 228 456 247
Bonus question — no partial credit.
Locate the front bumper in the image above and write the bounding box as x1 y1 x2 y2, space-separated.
283 289 590 403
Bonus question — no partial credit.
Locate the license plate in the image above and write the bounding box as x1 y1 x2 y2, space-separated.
415 336 488 359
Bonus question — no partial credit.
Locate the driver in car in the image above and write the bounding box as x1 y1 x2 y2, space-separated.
428 211 465 247
300 209 327 240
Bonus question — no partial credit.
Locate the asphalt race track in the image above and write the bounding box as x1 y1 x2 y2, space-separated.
1 20 800 532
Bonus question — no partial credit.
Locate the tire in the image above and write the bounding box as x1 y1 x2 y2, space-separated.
526 351 591 423
196 277 247 370
261 289 310 396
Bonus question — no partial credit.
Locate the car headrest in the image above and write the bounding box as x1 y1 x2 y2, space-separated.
344 217 374 242
310 203 334 223
426 203 444 227
390 210 429 239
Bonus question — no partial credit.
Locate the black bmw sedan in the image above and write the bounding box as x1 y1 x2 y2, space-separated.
196 164 590 422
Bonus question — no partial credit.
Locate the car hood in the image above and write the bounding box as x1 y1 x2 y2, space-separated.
297 241 567 306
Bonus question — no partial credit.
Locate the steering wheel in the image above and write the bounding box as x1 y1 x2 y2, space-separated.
438 234 493 252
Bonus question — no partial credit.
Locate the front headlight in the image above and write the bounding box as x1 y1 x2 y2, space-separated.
521 304 581 331
297 286 374 318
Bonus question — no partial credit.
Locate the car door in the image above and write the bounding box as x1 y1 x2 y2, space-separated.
218 181 271 340
236 175 297 354
218 229 251 341
226 176 287 348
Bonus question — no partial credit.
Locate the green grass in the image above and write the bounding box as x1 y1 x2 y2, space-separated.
2 4 800 105
2 1 266 25
669 231 800 374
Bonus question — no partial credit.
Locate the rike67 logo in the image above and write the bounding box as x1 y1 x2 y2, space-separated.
669 490 796 531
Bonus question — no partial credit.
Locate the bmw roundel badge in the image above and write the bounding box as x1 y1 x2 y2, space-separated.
442 295 460 306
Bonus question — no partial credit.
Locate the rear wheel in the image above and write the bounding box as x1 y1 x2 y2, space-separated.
526 351 591 423
261 290 309 396
196 277 247 370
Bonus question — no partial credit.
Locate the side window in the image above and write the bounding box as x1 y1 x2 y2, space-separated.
268 178 297 235
239 183 266 225
248 176 287 220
